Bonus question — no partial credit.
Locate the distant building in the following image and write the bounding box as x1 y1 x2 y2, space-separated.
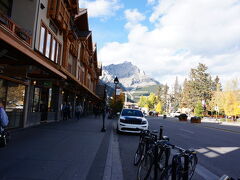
0 0 102 128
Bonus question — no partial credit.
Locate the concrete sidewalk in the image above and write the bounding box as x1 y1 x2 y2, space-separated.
0 116 113 180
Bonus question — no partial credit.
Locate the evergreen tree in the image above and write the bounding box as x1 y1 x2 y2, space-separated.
162 84 169 112
172 77 181 111
156 85 163 102
180 78 192 108
188 63 213 110
212 76 222 91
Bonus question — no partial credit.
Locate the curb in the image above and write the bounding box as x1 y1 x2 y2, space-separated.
103 122 124 180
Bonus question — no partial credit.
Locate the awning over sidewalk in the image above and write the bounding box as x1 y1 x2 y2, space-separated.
0 29 67 79
60 66 101 101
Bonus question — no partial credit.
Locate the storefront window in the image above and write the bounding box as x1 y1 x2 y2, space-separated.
0 0 13 17
0 79 25 129
6 82 25 112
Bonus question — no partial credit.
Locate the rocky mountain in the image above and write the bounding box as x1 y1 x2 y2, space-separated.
100 61 160 90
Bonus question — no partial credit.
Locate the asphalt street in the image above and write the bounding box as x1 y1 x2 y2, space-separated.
117 116 240 180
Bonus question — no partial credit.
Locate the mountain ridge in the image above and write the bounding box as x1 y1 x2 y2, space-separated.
100 61 160 90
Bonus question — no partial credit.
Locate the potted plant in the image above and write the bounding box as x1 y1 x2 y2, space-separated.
179 113 188 121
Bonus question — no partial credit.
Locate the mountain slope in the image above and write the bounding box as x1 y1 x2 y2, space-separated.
101 61 160 90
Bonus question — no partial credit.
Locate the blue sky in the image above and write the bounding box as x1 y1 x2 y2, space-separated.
79 0 240 89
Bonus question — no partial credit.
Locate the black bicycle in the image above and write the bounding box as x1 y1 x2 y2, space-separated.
161 145 198 180
134 130 157 166
134 130 150 166
137 139 171 180
134 126 169 166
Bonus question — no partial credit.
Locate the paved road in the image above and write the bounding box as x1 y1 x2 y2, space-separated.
117 116 240 180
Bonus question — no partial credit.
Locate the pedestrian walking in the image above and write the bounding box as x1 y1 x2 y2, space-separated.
62 102 68 120
0 99 8 133
68 103 72 119
75 103 81 120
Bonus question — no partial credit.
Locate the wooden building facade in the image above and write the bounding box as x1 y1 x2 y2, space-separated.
0 0 102 128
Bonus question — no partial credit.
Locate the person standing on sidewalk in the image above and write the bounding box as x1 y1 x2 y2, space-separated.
75 103 81 120
0 99 9 147
0 99 9 133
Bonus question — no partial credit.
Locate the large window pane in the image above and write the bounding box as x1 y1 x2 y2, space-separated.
45 32 51 58
6 82 25 112
39 26 46 53
0 0 13 17
51 39 56 61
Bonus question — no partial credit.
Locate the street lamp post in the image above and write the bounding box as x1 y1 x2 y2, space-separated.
101 84 107 132
113 77 119 117
114 76 119 103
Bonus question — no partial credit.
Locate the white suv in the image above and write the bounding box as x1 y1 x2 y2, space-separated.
117 109 149 133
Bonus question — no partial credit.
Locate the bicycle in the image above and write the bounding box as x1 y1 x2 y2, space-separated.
134 130 151 166
137 139 171 180
161 145 198 180
134 126 169 166
134 130 157 166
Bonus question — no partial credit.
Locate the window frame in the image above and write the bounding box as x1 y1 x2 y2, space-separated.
38 21 62 64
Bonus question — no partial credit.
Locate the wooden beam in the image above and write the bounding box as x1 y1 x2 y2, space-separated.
0 29 67 79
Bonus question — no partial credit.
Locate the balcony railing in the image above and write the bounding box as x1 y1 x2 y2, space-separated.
0 12 32 46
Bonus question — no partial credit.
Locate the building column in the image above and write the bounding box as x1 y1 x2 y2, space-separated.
57 87 63 121
23 82 34 128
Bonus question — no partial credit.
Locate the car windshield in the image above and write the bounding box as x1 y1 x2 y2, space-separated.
121 109 143 117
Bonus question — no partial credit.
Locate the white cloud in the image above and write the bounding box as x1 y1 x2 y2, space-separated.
124 9 146 30
79 0 123 18
125 9 146 23
99 0 240 88
147 0 156 5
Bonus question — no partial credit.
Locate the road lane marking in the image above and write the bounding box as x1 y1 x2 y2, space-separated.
180 128 194 134
201 125 240 134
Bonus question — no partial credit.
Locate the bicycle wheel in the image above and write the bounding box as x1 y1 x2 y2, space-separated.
159 148 170 169
137 152 154 180
171 156 184 180
134 143 145 166
188 153 198 179
160 165 172 180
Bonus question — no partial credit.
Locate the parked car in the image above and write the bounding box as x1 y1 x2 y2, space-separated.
170 112 181 117
117 108 149 133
